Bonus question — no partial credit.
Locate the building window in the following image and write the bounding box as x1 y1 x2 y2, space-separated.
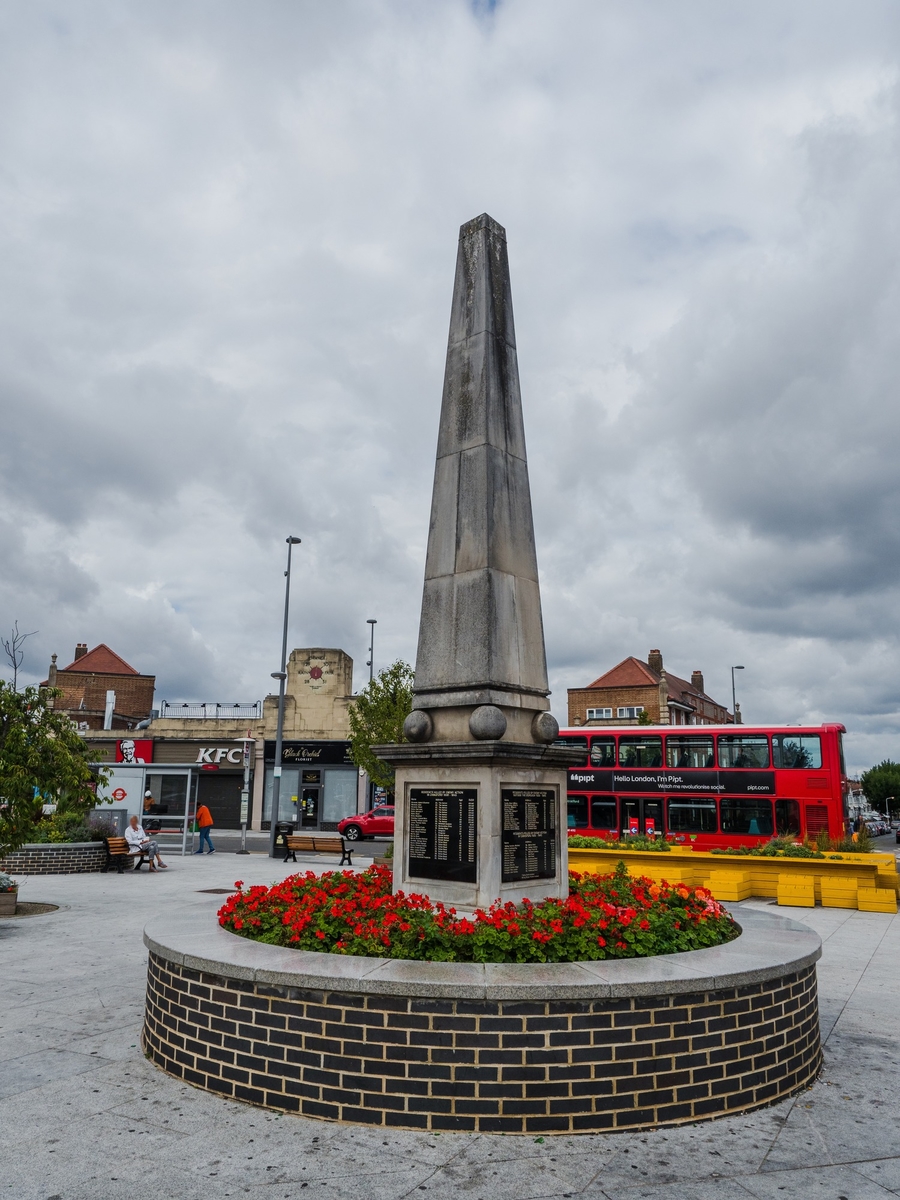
586 707 613 720
616 706 644 719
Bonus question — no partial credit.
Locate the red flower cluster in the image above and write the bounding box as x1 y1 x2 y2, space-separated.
218 863 736 964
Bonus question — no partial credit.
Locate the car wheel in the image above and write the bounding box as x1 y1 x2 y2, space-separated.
343 824 363 842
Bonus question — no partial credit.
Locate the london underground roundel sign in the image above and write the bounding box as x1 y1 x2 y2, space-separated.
111 787 127 801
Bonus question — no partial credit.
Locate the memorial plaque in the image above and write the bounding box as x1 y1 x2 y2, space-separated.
501 788 557 884
407 787 477 883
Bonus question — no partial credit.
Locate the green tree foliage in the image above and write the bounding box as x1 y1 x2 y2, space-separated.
637 710 653 726
348 661 414 792
860 760 900 817
0 683 107 856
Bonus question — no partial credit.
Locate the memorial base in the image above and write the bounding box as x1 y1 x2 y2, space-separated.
381 741 572 911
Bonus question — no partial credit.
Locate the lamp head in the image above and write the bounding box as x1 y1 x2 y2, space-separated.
271 671 287 681
286 536 302 545
734 665 745 670
367 618 377 625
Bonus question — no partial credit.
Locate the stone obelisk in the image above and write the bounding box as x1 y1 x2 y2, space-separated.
376 214 573 909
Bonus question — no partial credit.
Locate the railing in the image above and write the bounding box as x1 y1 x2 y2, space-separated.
158 701 262 720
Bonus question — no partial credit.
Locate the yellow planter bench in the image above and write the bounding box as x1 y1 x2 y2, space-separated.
703 870 752 901
567 844 899 912
777 873 816 907
858 887 898 914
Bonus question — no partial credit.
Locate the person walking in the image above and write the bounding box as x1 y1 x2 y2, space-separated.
194 804 215 854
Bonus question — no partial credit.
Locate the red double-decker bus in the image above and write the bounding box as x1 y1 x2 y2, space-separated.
558 723 848 848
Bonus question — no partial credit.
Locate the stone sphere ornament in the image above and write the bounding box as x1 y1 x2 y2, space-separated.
468 705 507 740
403 710 433 743
531 711 559 743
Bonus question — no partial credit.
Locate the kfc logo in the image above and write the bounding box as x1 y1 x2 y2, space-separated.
116 739 153 764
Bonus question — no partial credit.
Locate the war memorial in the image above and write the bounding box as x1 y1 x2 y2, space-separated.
134 216 824 1136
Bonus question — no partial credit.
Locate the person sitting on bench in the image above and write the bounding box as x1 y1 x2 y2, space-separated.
125 815 168 872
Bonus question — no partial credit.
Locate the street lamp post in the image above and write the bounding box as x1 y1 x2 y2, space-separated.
268 537 302 859
236 735 255 855
365 619 377 811
886 796 895 826
731 665 745 723
366 619 377 683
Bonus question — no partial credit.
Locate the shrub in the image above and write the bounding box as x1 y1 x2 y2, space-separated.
27 813 106 844
218 863 737 964
0 871 17 892
568 833 670 852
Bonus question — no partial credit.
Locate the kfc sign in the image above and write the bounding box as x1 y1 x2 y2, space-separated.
196 746 244 765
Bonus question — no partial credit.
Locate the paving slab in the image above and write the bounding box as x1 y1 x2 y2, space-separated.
2 866 900 1199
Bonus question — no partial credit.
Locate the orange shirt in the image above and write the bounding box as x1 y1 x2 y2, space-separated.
196 805 214 828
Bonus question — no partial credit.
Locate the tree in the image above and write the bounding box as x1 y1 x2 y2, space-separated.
2 621 38 691
348 661 414 793
0 682 107 856
860 760 900 818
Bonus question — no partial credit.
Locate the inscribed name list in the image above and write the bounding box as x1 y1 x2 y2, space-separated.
407 788 477 883
501 788 557 883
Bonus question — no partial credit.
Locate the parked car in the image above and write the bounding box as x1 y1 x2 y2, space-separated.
338 805 395 841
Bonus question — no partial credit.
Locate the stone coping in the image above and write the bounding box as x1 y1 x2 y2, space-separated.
10 842 104 850
143 906 820 1002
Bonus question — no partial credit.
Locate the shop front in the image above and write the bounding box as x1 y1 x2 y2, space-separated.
262 740 360 831
90 737 258 834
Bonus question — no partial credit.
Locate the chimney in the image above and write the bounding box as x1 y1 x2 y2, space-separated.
648 649 663 675
74 643 88 660
691 670 704 693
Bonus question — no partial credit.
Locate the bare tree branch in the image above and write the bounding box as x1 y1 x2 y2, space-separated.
2 621 38 692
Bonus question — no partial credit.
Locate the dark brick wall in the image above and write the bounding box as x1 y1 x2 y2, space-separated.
0 843 106 875
143 953 822 1134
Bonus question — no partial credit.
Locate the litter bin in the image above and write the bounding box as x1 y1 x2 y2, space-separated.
273 821 294 856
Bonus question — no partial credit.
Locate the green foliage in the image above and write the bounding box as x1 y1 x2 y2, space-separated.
0 682 108 857
348 661 414 792
860 761 900 816
636 710 653 725
26 812 106 844
0 871 16 892
568 833 671 852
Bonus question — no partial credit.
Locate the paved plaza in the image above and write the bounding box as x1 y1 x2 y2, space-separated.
2 850 900 1200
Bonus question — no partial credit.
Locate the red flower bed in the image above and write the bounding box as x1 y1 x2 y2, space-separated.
218 863 737 963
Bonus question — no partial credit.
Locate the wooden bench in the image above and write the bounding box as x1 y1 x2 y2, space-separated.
102 836 149 874
283 835 353 867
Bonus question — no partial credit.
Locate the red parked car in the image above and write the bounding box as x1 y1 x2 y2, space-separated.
338 806 395 841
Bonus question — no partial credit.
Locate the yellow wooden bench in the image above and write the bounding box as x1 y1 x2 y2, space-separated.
857 886 898 913
777 873 816 907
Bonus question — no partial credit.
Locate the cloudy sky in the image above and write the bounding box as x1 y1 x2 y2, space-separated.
2 1 899 774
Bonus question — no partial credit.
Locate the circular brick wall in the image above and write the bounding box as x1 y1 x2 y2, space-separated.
143 909 822 1134
0 842 106 875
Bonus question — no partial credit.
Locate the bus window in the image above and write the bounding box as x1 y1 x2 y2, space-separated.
589 738 616 767
775 799 801 836
718 735 770 769
666 736 714 769
667 800 717 833
619 737 663 767
555 735 588 766
567 794 588 829
590 798 617 829
772 734 822 769
838 731 846 777
720 798 774 836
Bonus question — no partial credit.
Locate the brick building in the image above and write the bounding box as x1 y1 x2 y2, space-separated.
43 643 155 731
567 648 734 727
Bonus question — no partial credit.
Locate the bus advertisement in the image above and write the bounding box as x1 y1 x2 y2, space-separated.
557 723 848 849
